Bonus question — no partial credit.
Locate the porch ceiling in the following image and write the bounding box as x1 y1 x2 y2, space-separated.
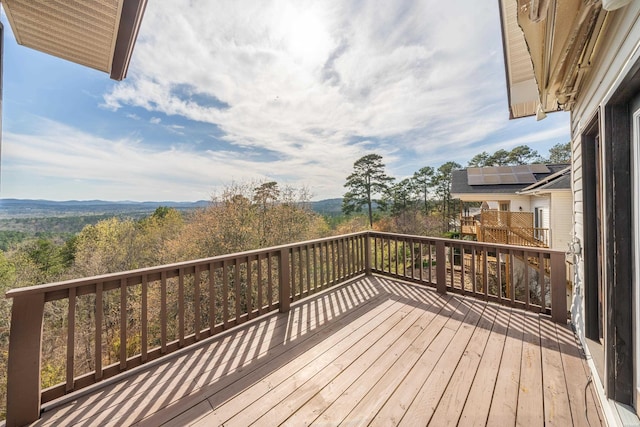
2 0 147 80
499 0 608 119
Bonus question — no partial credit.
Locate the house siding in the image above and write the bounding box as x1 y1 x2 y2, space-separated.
569 4 640 422
571 8 640 324
550 192 572 251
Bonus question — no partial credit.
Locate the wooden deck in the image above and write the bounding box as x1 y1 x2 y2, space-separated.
32 276 603 426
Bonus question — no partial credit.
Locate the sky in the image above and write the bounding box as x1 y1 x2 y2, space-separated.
0 0 570 202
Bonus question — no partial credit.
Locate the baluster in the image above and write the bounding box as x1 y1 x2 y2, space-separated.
223 261 230 327
141 275 148 362
178 269 185 347
120 278 127 369
268 255 274 309
234 258 241 320
538 252 545 311
95 283 103 378
460 246 466 295
66 287 76 392
246 256 252 318
194 264 201 339
524 251 530 310
161 271 167 353
257 254 264 315
209 262 216 332
305 245 311 295
319 242 325 288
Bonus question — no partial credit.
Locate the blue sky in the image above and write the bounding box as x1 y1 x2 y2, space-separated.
0 0 570 202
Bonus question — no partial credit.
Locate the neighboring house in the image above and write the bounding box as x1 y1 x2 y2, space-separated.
499 0 640 424
451 164 571 250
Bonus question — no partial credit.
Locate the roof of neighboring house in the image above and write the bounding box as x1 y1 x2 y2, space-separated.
2 0 147 80
498 0 607 119
519 166 571 193
451 164 569 197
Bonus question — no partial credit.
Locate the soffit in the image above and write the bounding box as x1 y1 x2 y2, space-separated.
500 0 539 118
499 0 608 119
3 0 123 73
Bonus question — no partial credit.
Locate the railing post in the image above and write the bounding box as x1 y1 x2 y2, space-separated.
550 252 567 323
279 248 291 313
6 293 45 427
364 233 372 275
436 240 447 294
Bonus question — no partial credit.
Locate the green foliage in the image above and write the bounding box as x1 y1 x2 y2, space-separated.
467 145 542 167
412 166 435 215
547 142 571 163
0 231 30 251
343 154 395 227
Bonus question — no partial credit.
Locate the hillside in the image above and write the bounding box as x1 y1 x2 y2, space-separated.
0 199 210 218
0 198 344 218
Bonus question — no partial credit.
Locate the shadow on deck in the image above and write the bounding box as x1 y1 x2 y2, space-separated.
33 276 602 426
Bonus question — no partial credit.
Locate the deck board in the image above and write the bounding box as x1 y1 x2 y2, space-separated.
486 308 525 424
30 275 604 427
516 311 544 425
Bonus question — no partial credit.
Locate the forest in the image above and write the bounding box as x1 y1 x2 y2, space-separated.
0 142 569 419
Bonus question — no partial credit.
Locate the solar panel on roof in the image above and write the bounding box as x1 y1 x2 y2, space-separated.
500 174 518 184
467 168 484 185
466 165 547 185
529 164 550 173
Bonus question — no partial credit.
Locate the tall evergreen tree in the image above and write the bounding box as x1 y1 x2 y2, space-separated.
412 166 435 215
342 154 394 227
433 161 461 231
547 142 571 163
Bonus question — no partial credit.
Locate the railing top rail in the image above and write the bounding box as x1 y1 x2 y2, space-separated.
367 231 564 255
6 230 563 299
6 231 369 299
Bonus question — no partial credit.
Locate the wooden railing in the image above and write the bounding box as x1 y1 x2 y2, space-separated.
480 226 550 247
368 231 565 319
4 232 567 426
460 216 477 235
459 214 550 247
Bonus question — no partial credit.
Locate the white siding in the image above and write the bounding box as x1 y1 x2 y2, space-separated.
570 5 640 336
530 195 550 226
569 5 640 422
550 192 573 251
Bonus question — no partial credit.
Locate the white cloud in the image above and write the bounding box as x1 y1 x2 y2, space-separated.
104 1 513 175
3 0 572 201
1 118 351 200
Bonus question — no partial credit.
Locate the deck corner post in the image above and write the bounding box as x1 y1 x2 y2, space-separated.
6 292 46 427
436 240 447 294
279 248 291 313
364 233 372 276
550 251 567 323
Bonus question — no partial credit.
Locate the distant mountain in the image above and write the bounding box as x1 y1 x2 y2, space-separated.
0 199 210 218
0 198 344 218
309 198 343 215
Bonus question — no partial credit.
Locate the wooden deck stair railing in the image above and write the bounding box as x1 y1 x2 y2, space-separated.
481 226 549 247
470 211 549 248
4 232 567 426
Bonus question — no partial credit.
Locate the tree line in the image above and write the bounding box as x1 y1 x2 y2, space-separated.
341 142 571 232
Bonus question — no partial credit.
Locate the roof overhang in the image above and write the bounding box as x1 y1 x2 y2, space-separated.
2 0 147 80
452 193 532 202
499 0 608 119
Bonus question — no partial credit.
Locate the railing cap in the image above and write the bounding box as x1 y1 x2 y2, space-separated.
5 231 369 299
